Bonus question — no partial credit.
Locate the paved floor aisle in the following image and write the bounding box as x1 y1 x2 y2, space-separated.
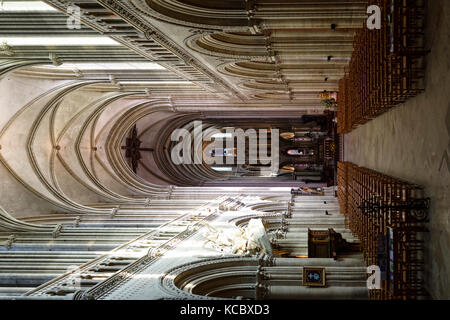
344 0 450 299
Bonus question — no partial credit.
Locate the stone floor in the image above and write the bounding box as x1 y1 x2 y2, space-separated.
344 0 450 299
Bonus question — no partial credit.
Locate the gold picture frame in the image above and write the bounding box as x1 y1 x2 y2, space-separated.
302 267 326 287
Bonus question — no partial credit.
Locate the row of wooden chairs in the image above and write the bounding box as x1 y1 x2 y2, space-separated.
337 162 348 216
338 0 427 134
337 161 429 300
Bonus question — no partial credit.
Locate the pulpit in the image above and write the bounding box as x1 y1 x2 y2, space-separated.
308 228 359 259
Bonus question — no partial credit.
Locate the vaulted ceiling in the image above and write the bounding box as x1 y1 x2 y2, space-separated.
0 0 367 217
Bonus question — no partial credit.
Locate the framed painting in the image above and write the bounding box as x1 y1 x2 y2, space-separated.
303 267 326 287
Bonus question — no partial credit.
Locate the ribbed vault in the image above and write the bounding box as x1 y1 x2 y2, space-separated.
3 0 436 302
